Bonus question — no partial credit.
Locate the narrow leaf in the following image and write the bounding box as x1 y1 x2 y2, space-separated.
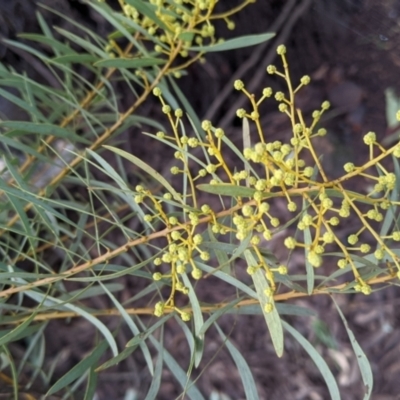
47 340 109 395
244 250 284 357
215 323 259 400
104 145 182 202
283 320 341 400
190 32 275 52
332 298 373 399
95 57 165 68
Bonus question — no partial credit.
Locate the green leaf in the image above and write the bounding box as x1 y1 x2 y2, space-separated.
0 87 44 120
125 0 170 32
18 33 73 55
95 57 165 69
196 261 257 299
148 333 205 400
244 250 284 357
23 289 118 358
199 298 242 336
52 54 100 64
304 225 315 295
215 323 259 400
332 298 373 399
99 281 154 375
47 340 109 395
283 321 341 400
1 121 90 144
96 345 137 372
181 273 204 368
104 145 183 202
143 327 164 400
197 183 255 198
0 311 38 347
190 32 275 52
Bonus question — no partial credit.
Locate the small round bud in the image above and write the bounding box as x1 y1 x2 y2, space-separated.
250 111 259 120
242 205 253 216
360 244 371 253
201 204 211 213
322 198 333 209
374 248 384 260
177 264 186 274
307 251 322 267
284 236 296 249
162 105 171 114
188 137 199 147
263 230 272 240
337 259 347 269
278 265 288 275
153 272 163 281
215 128 224 138
236 108 246 118
266 65 276 74
175 108 183 118
181 312 191 321
153 87 162 96
303 167 314 177
300 75 311 85
344 163 355 173
201 120 212 130
192 268 203 279
198 169 207 177
154 301 165 317
259 202 270 213
200 251 210 261
312 110 321 119
275 91 285 101
270 218 280 227
287 201 297 212
206 164 217 174
321 101 330 110
361 284 372 295
264 303 274 313
134 194 144 203
193 234 203 245
234 80 245 90
277 44 286 55
363 131 376 145
322 232 335 243
171 166 180 175
263 87 273 97
347 234 358 245
154 258 162 266
247 265 257 275
278 103 288 112
171 231 181 240
169 216 178 225
393 231 400 241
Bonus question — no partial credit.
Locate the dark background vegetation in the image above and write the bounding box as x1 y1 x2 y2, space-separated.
1 0 400 399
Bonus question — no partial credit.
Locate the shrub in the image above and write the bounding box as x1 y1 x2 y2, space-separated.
0 1 399 398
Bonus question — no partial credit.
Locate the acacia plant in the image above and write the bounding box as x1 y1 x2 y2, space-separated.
0 0 399 398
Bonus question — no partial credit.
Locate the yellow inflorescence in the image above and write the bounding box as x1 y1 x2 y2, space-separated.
136 44 400 318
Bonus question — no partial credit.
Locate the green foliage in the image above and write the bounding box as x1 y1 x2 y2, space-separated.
0 0 399 398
